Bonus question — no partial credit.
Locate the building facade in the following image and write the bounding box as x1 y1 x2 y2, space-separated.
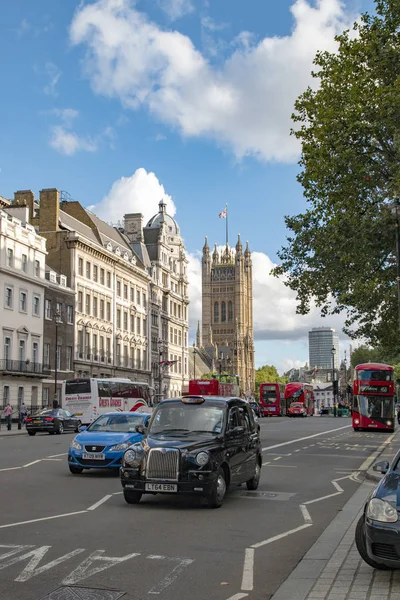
201 235 254 394
0 207 47 413
308 327 340 371
42 267 75 407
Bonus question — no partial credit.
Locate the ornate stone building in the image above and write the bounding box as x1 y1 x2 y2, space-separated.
201 236 255 395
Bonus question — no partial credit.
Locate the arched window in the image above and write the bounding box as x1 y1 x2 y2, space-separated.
228 301 233 321
221 301 226 322
214 302 219 323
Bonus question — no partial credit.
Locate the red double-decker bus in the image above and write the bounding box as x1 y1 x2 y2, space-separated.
259 383 286 416
284 383 314 416
188 374 241 398
352 363 395 432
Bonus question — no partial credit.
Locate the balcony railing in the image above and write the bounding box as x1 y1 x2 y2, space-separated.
0 360 49 376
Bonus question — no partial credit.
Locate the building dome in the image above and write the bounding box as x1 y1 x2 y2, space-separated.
146 200 180 236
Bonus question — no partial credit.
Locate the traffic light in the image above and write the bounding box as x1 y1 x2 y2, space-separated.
333 380 339 395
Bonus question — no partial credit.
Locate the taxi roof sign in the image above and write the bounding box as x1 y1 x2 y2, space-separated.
181 396 205 404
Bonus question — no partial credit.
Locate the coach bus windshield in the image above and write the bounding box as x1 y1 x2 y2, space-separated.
359 395 393 419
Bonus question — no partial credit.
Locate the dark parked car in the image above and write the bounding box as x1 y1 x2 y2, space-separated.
249 401 262 418
26 409 82 436
120 395 262 508
356 451 400 569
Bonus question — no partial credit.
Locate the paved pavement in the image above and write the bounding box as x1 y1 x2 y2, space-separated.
0 416 396 600
271 429 400 600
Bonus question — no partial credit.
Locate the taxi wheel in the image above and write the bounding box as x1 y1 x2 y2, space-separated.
207 468 226 509
247 461 261 491
355 516 391 570
28 431 36 436
124 490 142 504
69 465 84 475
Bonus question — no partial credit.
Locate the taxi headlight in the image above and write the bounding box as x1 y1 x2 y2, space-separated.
195 451 210 466
124 449 138 466
70 439 82 450
366 498 398 523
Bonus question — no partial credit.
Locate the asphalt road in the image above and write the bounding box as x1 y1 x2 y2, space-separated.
0 417 394 600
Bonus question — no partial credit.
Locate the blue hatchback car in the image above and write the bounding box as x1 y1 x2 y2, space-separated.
68 411 151 474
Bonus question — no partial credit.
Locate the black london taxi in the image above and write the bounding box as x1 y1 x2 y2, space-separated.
120 395 262 508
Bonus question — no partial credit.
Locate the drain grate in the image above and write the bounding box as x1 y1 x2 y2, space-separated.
40 586 126 600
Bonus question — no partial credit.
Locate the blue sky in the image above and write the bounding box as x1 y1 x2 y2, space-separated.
0 0 375 372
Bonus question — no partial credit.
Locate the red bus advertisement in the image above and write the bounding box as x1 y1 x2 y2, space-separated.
188 374 241 398
284 383 314 416
352 363 395 432
259 383 286 416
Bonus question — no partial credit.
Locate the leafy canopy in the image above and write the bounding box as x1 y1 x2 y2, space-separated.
255 365 288 394
273 0 400 351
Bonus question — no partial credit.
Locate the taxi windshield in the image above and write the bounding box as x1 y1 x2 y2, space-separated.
149 404 224 435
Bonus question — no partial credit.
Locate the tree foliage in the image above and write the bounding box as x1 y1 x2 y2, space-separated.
255 365 288 394
273 0 400 351
351 345 400 381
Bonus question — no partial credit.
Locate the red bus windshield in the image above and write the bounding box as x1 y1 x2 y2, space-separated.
357 396 393 419
357 369 393 382
260 384 279 404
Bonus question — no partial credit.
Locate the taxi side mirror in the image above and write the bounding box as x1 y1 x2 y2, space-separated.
135 424 146 435
373 460 389 474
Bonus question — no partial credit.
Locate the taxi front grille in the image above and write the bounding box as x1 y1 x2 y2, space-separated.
146 448 179 480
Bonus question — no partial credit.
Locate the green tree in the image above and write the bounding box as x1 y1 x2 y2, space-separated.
255 365 288 395
350 346 382 368
272 0 400 352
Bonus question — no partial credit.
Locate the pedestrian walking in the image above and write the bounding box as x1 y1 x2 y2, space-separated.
3 402 12 430
20 402 28 425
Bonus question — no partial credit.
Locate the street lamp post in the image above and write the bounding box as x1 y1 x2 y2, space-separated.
53 311 61 409
331 346 336 417
343 358 348 405
158 339 164 403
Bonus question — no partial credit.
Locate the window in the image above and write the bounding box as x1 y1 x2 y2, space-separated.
56 302 62 318
124 344 128 367
117 280 121 297
106 337 111 359
228 301 233 322
136 348 141 369
18 387 24 408
66 346 72 371
184 356 188 375
106 271 111 288
43 387 49 406
123 311 128 331
33 296 40 316
35 260 40 277
137 290 141 305
86 262 91 279
170 327 173 343
19 339 26 362
152 312 158 326
67 305 73 324
143 318 147 335
124 284 128 300
174 329 177 345
178 356 182 374
100 268 105 285
137 316 141 336
178 330 182 346
100 299 104 320
214 302 219 323
5 286 13 309
93 265 98 282
93 335 98 358
85 294 91 315
131 287 134 302
221 301 226 322
78 258 83 276
56 345 61 370
21 254 27 272
44 343 50 367
78 292 83 313
4 337 11 364
3 385 9 403
7 248 13 267
178 305 181 319
130 314 135 332
93 297 98 317
106 302 111 321
117 309 121 329
143 292 147 308
99 336 104 359
20 291 27 312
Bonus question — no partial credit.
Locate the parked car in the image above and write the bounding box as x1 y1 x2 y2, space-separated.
68 411 152 474
249 401 262 418
355 451 400 569
26 409 81 435
120 395 262 508
288 402 307 417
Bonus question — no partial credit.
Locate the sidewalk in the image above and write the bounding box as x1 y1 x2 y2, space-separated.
271 430 400 600
0 426 27 437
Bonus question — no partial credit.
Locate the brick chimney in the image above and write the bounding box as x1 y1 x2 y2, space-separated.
124 213 144 242
39 188 60 232
14 190 35 221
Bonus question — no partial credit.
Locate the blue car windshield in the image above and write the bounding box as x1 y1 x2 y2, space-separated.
88 414 145 433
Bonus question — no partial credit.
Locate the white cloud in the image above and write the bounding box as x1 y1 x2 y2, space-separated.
87 167 177 225
51 108 79 127
158 0 194 20
201 16 228 32
43 61 61 97
69 0 356 162
14 19 31 38
49 126 98 155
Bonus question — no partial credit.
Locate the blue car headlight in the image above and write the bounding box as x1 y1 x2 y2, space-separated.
109 442 131 452
70 439 82 451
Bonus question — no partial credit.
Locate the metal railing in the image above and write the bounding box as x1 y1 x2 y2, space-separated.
0 360 48 375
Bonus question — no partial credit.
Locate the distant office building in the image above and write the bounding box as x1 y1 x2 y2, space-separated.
308 327 339 370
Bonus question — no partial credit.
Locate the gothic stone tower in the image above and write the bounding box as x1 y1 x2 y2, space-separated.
202 235 255 394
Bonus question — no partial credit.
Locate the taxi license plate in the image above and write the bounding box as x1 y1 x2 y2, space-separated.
145 483 177 492
82 453 105 460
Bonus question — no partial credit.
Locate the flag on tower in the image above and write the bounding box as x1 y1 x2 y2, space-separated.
219 208 227 218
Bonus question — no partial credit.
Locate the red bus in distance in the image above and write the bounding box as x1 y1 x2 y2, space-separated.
352 363 395 432
259 383 286 416
188 375 241 398
284 383 314 416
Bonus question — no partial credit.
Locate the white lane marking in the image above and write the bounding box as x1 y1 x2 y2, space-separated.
147 555 194 594
299 504 312 525
262 462 271 466
0 467 22 472
262 425 351 452
112 491 123 495
12 547 86 582
0 511 87 530
304 491 341 505
332 481 344 493
63 550 140 585
43 458 62 462
264 464 297 468
87 495 112 511
251 523 312 549
294 449 301 453
47 453 68 458
23 460 42 468
0 545 35 561
358 432 396 471
273 457 281 461
241 548 254 591
225 595 248 600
